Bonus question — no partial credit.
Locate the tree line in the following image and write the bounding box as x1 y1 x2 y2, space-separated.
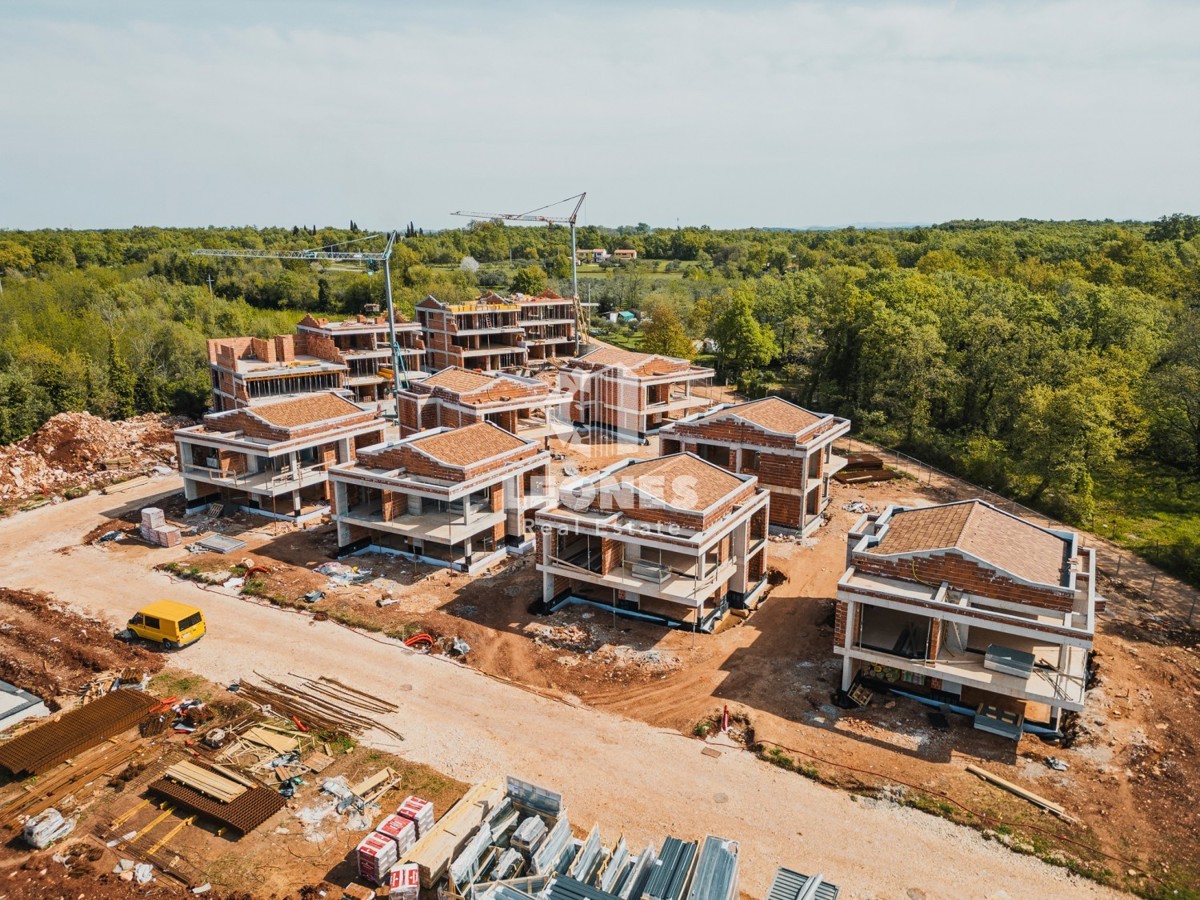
0 217 1197 584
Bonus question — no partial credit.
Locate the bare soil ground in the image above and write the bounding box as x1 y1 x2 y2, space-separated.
9 429 1199 895
0 588 163 707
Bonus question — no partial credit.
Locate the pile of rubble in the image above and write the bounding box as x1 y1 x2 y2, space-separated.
0 412 191 503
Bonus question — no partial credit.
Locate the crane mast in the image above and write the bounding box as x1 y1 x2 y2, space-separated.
193 232 408 421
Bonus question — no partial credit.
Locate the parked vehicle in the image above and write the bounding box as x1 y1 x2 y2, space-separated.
126 601 206 650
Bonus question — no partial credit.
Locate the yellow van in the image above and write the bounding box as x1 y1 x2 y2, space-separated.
128 601 206 650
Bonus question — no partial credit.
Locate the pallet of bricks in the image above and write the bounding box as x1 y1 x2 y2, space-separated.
140 506 182 548
356 794 435 897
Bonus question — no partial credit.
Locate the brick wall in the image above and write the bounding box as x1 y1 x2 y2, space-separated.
768 491 802 528
834 600 848 646
600 538 623 575
852 551 1075 613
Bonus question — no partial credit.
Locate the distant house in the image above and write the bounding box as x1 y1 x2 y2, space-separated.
612 248 637 262
616 310 637 323
575 248 609 263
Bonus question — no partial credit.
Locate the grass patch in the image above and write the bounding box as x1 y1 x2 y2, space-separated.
384 622 425 642
1092 457 1200 589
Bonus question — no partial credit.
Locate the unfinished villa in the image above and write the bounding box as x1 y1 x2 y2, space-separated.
836 500 1099 736
558 346 715 440
328 422 551 573
396 367 571 439
535 453 770 631
174 392 386 521
660 397 850 535
207 335 349 412
415 294 528 372
513 290 579 360
295 313 425 402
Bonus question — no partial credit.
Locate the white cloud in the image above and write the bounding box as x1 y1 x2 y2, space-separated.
0 0 1196 228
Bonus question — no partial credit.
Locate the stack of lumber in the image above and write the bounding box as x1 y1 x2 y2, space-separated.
834 452 896 484
400 780 504 888
237 674 403 740
164 761 247 803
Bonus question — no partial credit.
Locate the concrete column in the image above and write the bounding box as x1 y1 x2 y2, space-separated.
407 494 422 515
292 490 302 515
333 480 348 516
338 438 352 463
461 494 473 526
730 520 750 593
840 600 858 691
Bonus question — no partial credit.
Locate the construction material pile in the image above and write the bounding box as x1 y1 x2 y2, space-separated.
139 506 182 547
357 795 435 887
236 674 403 741
0 412 190 502
833 453 895 485
0 689 158 777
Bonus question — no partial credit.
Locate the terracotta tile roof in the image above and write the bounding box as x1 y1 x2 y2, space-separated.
870 500 1071 586
596 453 747 512
576 345 693 377
421 367 497 394
697 397 824 435
248 392 366 428
408 422 529 467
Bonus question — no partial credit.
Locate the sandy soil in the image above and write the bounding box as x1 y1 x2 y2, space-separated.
0 474 1123 900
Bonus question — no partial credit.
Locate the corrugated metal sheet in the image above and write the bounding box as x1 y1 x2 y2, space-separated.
532 816 572 874
684 836 737 900
544 875 620 900
569 825 602 885
599 837 629 894
619 845 657 900
643 837 696 900
765 867 839 900
506 776 563 817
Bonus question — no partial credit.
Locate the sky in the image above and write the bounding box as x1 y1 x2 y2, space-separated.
0 0 1197 231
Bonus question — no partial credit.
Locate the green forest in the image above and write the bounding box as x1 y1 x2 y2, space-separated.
1 215 1198 585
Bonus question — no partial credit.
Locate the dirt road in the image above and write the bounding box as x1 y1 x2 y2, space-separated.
0 476 1122 899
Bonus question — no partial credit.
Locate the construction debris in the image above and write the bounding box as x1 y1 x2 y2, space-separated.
833 453 895 485
0 412 188 502
965 765 1079 825
236 674 403 741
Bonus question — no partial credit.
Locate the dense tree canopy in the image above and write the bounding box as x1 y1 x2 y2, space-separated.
0 214 1197 540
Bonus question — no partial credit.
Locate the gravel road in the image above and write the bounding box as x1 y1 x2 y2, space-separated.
0 476 1124 900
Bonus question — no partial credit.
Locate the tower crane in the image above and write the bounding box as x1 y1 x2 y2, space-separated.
452 192 590 342
192 232 409 420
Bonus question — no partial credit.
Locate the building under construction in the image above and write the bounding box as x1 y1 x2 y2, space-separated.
416 294 529 372
296 313 425 402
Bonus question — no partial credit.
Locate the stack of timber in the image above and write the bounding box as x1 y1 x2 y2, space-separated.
0 690 158 777
164 761 248 802
832 453 895 485
237 674 402 740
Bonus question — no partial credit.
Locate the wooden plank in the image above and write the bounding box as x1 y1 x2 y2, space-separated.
965 765 1078 824
164 762 247 803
